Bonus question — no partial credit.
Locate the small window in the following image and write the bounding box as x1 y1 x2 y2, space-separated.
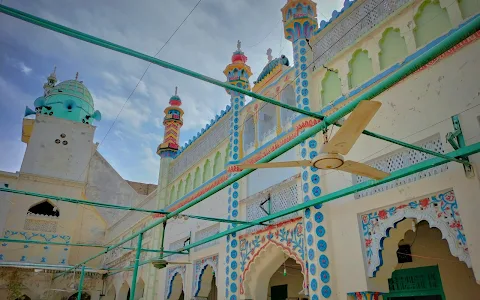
28 200 59 217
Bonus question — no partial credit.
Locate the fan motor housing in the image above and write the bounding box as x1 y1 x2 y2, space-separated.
313 153 344 169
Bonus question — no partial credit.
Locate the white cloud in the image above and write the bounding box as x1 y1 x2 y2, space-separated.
4 55 33 76
18 62 32 75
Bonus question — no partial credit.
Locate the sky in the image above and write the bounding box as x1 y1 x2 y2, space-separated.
0 0 343 184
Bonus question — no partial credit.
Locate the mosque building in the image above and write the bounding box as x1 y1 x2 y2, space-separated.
1 0 480 299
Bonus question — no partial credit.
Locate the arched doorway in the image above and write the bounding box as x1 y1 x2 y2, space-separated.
134 278 145 300
194 265 218 300
168 273 185 300
103 285 116 300
370 219 480 299
67 292 91 300
117 282 130 300
242 243 307 300
268 258 306 300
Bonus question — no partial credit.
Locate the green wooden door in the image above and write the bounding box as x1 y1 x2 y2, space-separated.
385 266 446 300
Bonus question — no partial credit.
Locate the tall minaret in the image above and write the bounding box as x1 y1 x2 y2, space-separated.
147 88 185 299
156 87 184 207
223 40 252 300
282 1 333 299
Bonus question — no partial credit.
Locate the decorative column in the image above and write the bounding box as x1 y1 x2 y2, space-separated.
146 89 184 300
223 40 252 300
282 1 332 299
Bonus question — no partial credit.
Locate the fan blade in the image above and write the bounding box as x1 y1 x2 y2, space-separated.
338 160 390 180
324 100 382 155
235 161 312 169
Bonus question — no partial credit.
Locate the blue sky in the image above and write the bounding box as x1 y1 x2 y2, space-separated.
0 0 343 184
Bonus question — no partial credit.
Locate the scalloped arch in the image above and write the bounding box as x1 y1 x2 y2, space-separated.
241 241 307 295
166 267 186 299
368 208 471 277
192 258 218 296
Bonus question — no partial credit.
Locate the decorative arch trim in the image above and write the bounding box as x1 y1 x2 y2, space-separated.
238 218 306 295
165 265 186 299
192 254 218 296
361 189 470 277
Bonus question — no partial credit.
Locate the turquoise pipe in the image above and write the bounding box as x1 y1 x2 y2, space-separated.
0 238 185 254
77 265 85 300
53 13 480 279
129 233 143 300
0 4 469 165
0 187 255 225
179 142 480 251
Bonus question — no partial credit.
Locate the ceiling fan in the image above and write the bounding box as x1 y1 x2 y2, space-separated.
232 100 390 180
151 259 192 270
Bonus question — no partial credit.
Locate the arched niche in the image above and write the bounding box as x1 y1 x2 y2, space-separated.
103 285 116 300
170 185 176 205
213 152 223 175
279 85 296 128
414 0 452 48
243 115 255 153
203 159 212 183
348 49 374 89
185 174 192 195
258 103 277 144
379 27 408 70
166 267 186 300
321 70 342 107
192 254 218 298
459 0 480 19
193 167 202 190
177 180 184 199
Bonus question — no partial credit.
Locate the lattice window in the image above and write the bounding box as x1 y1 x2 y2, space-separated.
353 134 447 199
193 224 220 252
313 0 411 69
23 219 57 232
245 179 300 233
169 117 230 181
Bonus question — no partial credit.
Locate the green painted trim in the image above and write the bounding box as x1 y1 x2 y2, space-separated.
2 3 478 278
77 265 85 300
0 238 185 254
0 187 253 225
180 142 480 252
0 4 468 165
129 233 143 300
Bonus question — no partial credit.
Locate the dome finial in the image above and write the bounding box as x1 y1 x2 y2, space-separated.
75 72 79 81
267 48 273 62
237 40 242 51
175 86 178 96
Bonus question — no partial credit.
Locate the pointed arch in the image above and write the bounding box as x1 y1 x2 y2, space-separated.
193 167 202 189
185 173 192 195
280 85 296 127
321 70 342 107
379 27 408 70
27 200 59 217
103 285 116 300
213 152 223 175
459 0 480 19
118 281 130 300
170 185 176 205
203 159 212 183
348 49 374 89
134 278 145 300
177 180 184 199
414 0 452 48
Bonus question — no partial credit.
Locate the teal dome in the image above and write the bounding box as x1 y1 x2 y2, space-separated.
37 80 100 124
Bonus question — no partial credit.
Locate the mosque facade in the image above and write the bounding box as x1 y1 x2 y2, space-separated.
1 0 480 299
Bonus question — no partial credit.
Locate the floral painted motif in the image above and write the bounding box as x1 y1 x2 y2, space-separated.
347 291 382 300
361 189 470 277
239 217 306 295
192 254 218 297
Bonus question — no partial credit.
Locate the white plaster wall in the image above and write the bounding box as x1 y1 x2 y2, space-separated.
86 151 142 225
20 114 95 182
0 172 18 238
